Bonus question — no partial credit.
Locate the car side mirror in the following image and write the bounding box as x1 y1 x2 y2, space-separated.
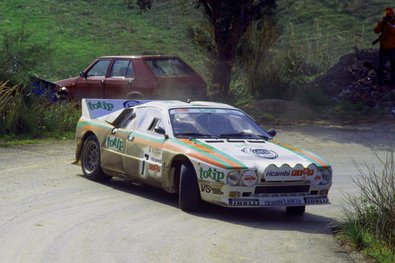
80 71 87 79
267 128 277 138
155 126 168 139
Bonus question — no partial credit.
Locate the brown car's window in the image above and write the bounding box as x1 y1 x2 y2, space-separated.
110 60 134 78
87 60 111 77
145 58 193 77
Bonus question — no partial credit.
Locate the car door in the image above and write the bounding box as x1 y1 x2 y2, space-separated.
101 108 135 174
122 107 166 185
104 59 135 98
75 59 111 100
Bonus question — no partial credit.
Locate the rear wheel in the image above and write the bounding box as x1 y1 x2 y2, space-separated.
179 163 200 212
81 135 111 181
286 206 306 215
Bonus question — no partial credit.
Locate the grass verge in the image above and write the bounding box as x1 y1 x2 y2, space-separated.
0 133 74 147
338 149 395 263
0 81 80 140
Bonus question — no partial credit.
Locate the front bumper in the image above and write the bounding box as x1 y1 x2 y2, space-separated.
226 195 329 207
199 180 331 208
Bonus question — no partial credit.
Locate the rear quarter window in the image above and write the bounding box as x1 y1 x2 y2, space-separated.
145 58 193 76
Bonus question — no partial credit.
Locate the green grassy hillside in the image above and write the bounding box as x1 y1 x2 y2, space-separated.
0 0 393 82
277 0 393 61
0 0 205 80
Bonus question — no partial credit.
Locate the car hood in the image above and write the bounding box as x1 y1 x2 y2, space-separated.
176 138 330 182
55 76 79 87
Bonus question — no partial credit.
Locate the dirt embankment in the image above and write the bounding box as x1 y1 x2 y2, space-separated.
243 49 395 124
311 48 395 108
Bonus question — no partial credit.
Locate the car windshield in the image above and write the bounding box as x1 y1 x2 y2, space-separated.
169 108 270 139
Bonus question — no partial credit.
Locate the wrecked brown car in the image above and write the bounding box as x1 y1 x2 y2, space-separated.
55 55 206 101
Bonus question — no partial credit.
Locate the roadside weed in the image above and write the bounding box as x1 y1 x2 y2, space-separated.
339 149 395 262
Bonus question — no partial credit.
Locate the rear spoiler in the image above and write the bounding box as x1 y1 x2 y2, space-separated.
81 99 151 119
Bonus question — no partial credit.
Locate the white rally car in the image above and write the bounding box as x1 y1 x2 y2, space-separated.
75 99 332 214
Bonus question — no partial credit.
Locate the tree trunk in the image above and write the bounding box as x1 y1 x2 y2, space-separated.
211 58 232 97
210 11 246 98
211 27 241 98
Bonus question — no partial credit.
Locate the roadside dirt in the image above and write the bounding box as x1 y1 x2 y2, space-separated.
311 48 395 108
1 121 394 263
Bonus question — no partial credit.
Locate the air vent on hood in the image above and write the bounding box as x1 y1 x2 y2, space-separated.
204 140 225 143
226 139 244 143
247 139 266 143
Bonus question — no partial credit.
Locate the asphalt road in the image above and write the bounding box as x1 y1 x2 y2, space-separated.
1 121 394 263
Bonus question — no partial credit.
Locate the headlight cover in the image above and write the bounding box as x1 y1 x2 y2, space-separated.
319 168 332 185
226 171 241 186
241 170 257 187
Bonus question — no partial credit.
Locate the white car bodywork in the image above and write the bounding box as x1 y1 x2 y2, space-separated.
75 99 332 212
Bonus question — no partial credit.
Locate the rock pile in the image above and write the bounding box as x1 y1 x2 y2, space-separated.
311 49 395 108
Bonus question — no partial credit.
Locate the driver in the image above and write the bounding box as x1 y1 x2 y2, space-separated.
197 113 229 135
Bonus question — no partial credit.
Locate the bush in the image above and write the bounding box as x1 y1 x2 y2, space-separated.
0 26 52 86
235 20 333 104
0 27 75 138
340 149 395 262
0 82 79 137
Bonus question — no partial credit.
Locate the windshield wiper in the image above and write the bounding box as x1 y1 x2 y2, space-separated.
174 132 214 139
219 132 251 138
219 132 268 140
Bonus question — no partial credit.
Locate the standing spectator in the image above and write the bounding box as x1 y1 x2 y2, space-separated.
375 7 395 86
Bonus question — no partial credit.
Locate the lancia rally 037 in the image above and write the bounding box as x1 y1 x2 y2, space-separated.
75 99 332 214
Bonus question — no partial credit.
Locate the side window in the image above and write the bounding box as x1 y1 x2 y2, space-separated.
135 109 162 132
87 60 111 77
126 111 142 130
110 60 131 77
148 118 161 132
145 58 193 76
119 111 136 128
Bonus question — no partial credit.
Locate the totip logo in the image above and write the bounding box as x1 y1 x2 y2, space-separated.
88 101 114 111
105 136 125 152
199 167 225 182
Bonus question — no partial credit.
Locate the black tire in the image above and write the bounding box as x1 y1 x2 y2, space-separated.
179 163 200 212
286 206 306 216
81 135 111 181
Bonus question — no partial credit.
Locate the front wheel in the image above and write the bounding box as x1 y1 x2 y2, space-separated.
286 206 306 215
179 163 200 212
81 135 111 181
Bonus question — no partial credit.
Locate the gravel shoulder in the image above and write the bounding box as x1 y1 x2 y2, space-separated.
1 121 394 263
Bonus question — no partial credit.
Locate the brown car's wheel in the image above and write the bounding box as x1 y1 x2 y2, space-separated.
179 162 200 212
286 206 306 215
81 135 111 181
